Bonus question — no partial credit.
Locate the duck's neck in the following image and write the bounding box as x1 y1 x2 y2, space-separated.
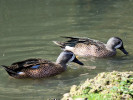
106 44 116 51
56 60 67 70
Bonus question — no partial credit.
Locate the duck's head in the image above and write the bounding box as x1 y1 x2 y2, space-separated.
107 37 128 55
56 50 84 68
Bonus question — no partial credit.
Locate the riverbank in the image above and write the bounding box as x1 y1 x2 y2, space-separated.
62 71 133 100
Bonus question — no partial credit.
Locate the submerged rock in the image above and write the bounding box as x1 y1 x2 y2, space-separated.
62 71 133 100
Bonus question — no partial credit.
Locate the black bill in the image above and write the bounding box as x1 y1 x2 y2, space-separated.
72 57 84 65
119 46 128 55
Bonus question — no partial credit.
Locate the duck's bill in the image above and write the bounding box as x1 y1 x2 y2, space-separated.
119 47 128 55
72 57 84 65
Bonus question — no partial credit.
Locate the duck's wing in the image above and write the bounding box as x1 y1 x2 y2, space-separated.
1 59 52 77
53 37 87 48
54 36 105 49
11 58 51 68
3 58 51 72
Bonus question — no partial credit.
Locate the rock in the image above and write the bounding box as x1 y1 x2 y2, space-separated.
62 71 133 100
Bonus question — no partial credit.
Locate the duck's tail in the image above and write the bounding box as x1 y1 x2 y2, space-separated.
53 41 66 49
1 65 17 76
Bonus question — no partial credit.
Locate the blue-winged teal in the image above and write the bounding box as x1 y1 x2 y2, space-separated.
53 37 128 57
1 51 83 78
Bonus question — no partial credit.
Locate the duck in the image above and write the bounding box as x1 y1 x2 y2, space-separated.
1 50 84 78
53 36 128 57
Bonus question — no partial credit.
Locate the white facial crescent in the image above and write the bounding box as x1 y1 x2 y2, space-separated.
115 42 122 49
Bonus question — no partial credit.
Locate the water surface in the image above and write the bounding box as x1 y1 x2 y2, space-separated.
0 0 133 99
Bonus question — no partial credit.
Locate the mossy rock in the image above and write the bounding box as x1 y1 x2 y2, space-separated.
62 71 133 100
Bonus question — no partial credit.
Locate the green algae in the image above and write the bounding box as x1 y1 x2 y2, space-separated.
62 71 133 100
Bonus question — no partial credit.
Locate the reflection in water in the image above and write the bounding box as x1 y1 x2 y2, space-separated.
0 0 133 99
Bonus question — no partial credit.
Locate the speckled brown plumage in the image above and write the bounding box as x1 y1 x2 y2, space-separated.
54 36 128 57
72 43 116 57
2 58 65 78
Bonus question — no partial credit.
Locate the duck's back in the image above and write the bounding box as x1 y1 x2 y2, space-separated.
64 37 116 57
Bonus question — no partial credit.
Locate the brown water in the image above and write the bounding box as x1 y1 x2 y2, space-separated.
0 0 133 99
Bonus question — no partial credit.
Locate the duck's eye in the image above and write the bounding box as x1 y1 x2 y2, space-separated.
118 41 121 44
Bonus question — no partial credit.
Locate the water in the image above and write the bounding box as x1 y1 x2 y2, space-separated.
0 0 133 99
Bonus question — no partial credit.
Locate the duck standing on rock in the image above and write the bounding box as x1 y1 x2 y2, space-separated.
53 37 128 57
1 50 84 79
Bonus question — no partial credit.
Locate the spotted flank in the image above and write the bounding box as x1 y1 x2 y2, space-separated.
53 36 128 57
1 51 83 79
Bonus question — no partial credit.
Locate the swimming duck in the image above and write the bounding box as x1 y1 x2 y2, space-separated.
53 37 128 57
1 50 84 78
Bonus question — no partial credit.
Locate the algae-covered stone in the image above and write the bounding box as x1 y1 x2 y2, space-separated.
62 71 133 100
70 85 79 96
129 83 133 89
